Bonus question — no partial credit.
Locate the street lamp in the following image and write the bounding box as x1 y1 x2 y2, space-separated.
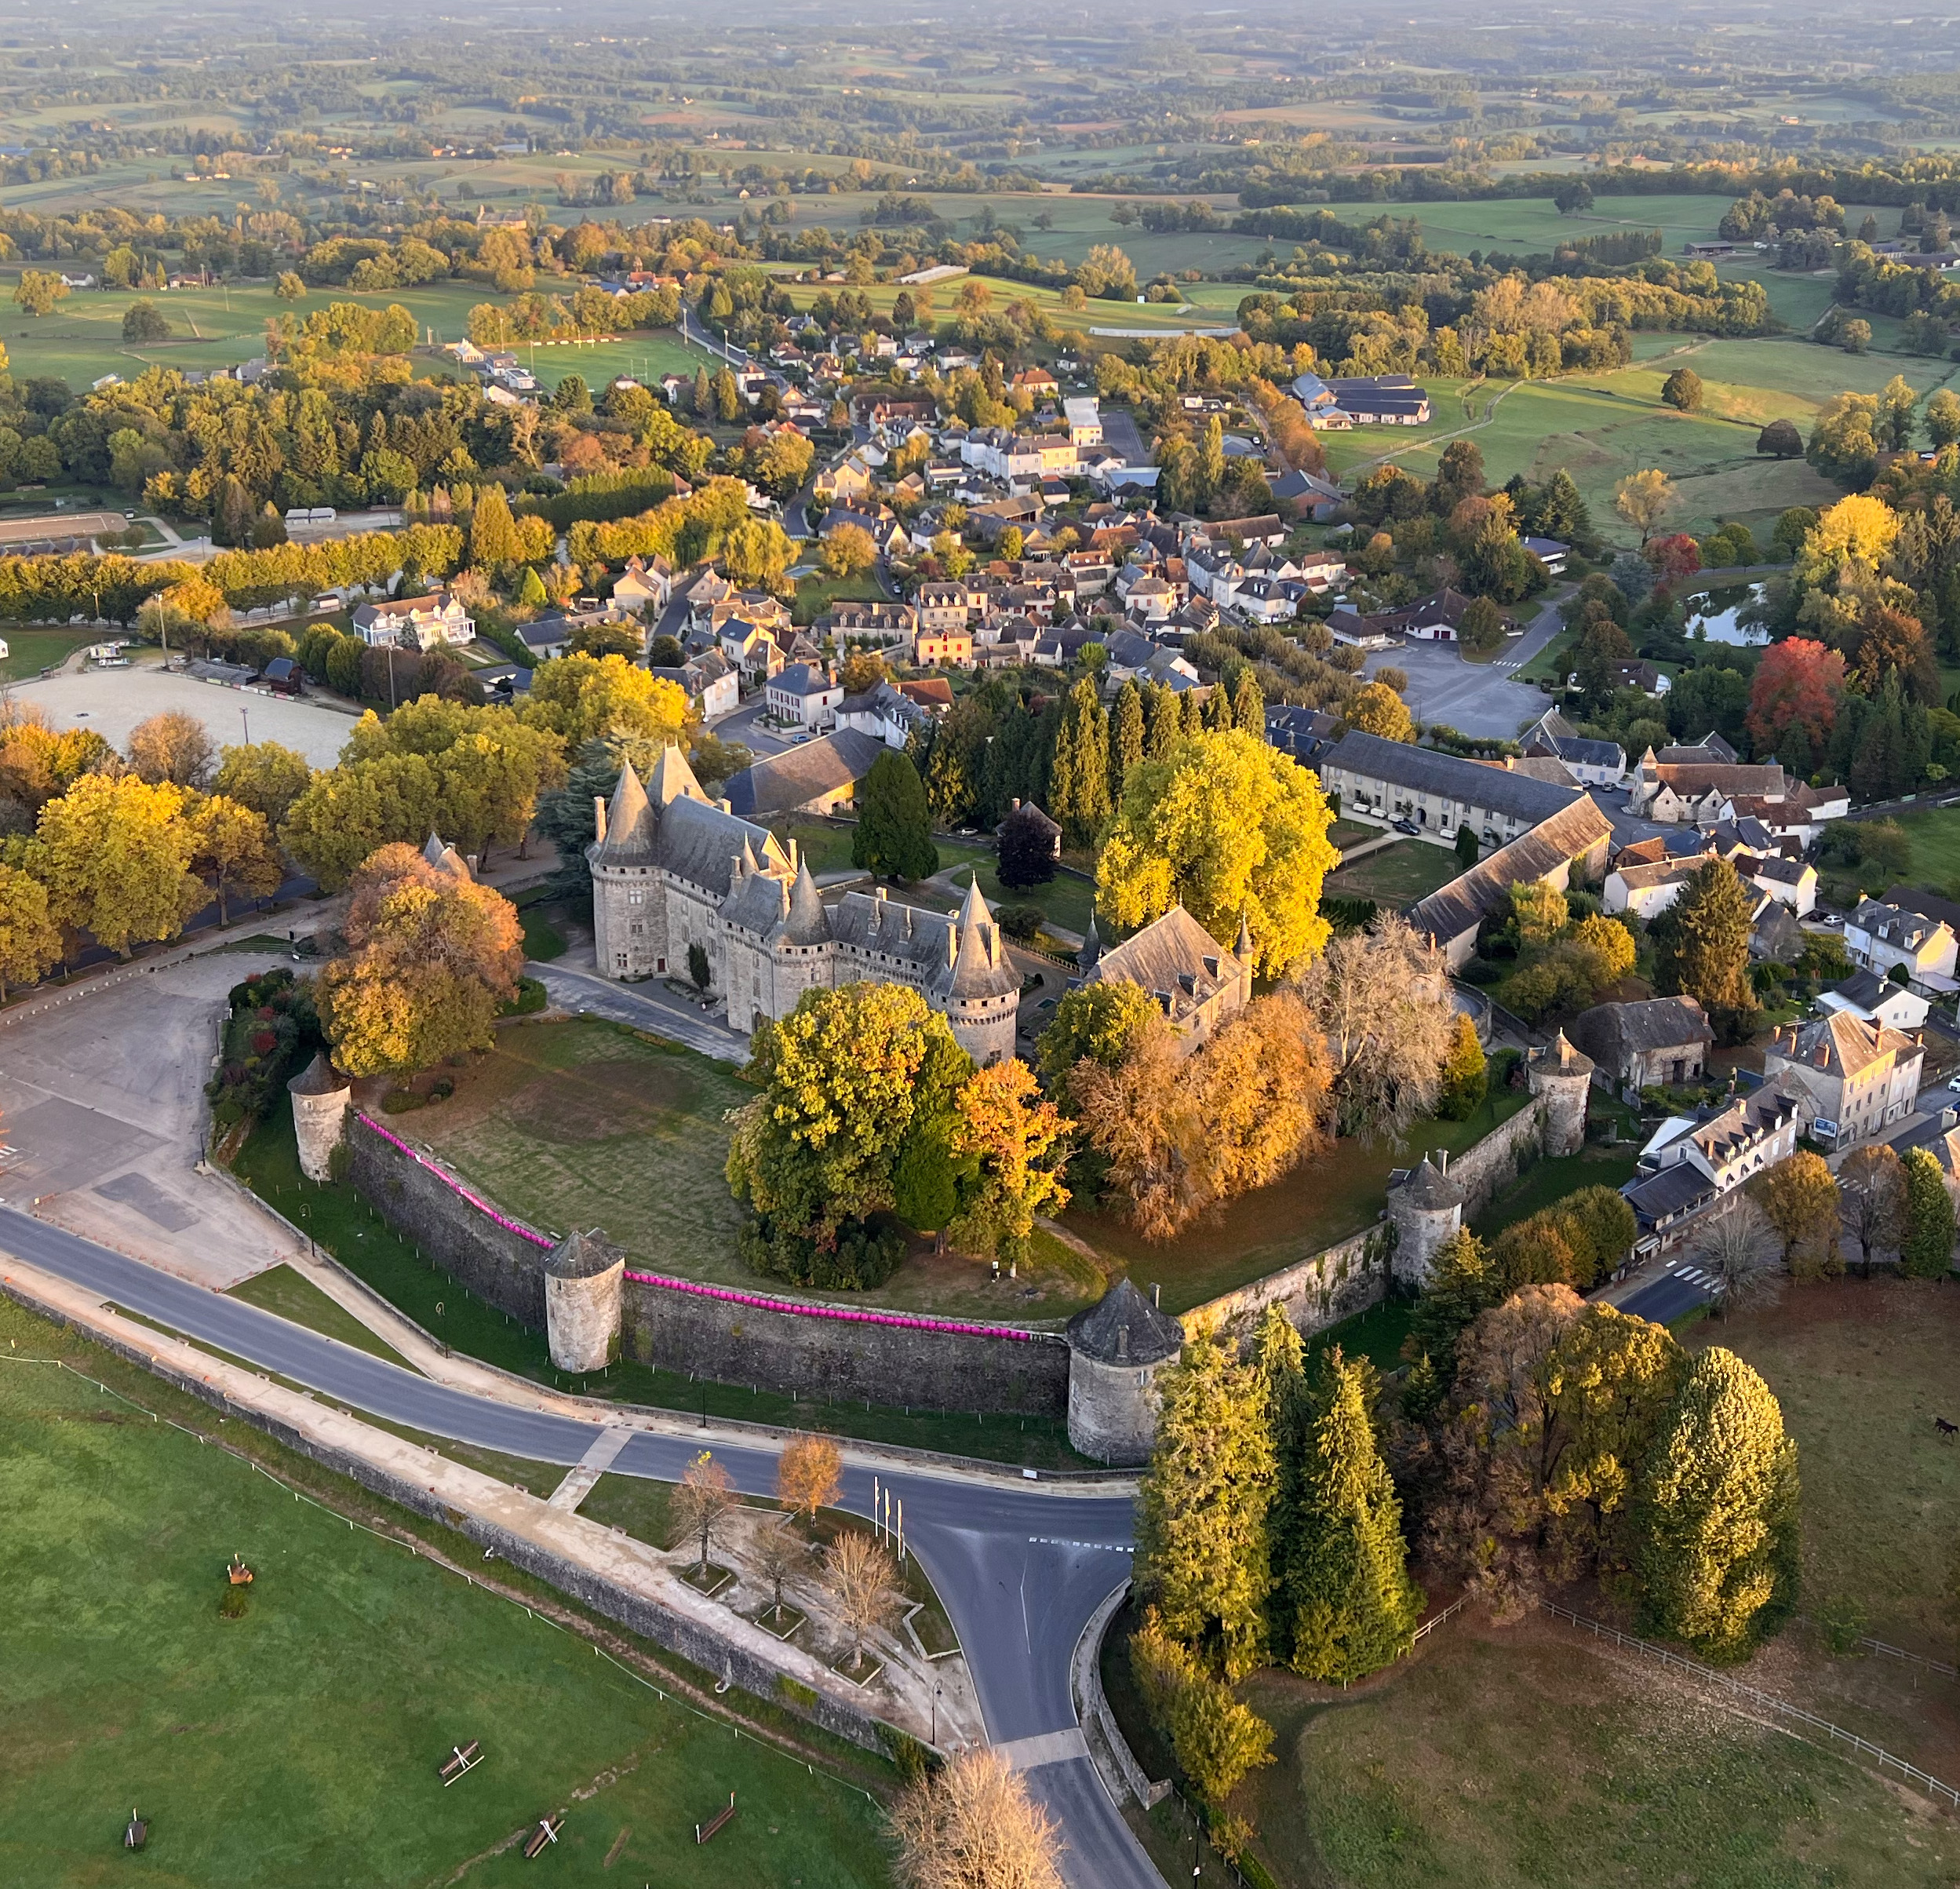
241 706 250 745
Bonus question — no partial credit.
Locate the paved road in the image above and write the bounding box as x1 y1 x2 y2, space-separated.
1360 600 1561 740
1618 1261 1721 1325
0 1205 1157 1889
530 957 749 1064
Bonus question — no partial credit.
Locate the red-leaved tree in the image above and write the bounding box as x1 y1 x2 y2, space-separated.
1747 637 1846 756
1646 533 1703 589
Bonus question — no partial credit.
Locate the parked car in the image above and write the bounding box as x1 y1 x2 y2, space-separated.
1392 818 1419 835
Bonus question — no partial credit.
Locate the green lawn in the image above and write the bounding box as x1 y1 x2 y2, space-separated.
0 1297 888 1889
0 626 97 680
1893 807 1960 897
1069 1085 1532 1315
794 571 890 625
1324 839 1463 909
1470 1146 1644 1242
224 1263 417 1370
1235 1612 1960 1889
229 1087 1092 1468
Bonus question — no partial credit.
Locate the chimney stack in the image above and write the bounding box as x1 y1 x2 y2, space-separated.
592 796 607 842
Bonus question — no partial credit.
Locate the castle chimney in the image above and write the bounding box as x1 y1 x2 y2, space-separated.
1152 1282 1161 1307
1438 1147 1448 1175
593 796 607 842
1011 797 1021 812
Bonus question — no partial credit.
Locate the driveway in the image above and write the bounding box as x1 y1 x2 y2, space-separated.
0 950 307 1285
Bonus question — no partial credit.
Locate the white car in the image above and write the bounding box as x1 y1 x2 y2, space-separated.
1947 1074 1960 1092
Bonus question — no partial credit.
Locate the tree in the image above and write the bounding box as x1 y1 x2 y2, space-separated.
776 1434 841 1523
727 983 970 1246
822 523 877 577
948 1058 1069 1264
891 1746 1063 1889
1649 858 1758 1036
1430 438 1485 515
1808 392 1882 487
1900 1147 1956 1279
1297 914 1455 1141
1926 388 1960 452
127 709 214 788
1757 418 1803 458
520 655 687 750
1746 638 1845 757
1838 1143 1907 1271
13 270 68 317
672 1450 737 1576
1136 1326 1274 1679
1878 373 1920 451
1661 368 1704 414
1747 1151 1842 1278
32 774 205 957
1634 1347 1800 1662
853 750 938 881
1436 1012 1487 1121
121 299 170 343
825 1529 901 1674
1342 680 1415 742
1285 1349 1424 1683
1107 678 1146 806
315 841 523 1075
1842 319 1872 355
996 802 1059 891
189 794 282 925
1098 728 1340 979
1614 469 1674 544
1037 979 1156 1088
1406 1227 1495 1380
1128 1610 1276 1808
468 483 523 566
0 862 60 1000
1689 1195 1782 1316
722 517 794 591
275 272 306 302
755 1522 803 1628
1457 595 1507 658
1047 677 1111 850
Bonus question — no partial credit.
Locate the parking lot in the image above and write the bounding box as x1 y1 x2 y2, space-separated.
1358 597 1563 740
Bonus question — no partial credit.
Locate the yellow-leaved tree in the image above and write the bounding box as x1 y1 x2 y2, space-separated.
317 842 523 1075
1095 727 1339 978
32 773 206 957
189 793 283 924
519 653 690 751
0 861 61 998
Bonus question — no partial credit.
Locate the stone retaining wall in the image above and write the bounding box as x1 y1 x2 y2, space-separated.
0 1275 891 1756
621 1277 1069 1418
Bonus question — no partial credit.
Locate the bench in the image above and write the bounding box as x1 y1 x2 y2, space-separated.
439 1741 482 1785
695 1792 737 1845
523 1816 563 1859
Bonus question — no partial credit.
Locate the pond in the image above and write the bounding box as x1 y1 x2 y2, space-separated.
1683 582 1770 647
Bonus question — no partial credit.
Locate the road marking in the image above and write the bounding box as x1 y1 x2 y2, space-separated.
993 1729 1090 1772
1028 1537 1134 1553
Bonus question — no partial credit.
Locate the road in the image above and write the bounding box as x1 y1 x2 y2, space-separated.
1358 594 1563 740
0 1205 1159 1889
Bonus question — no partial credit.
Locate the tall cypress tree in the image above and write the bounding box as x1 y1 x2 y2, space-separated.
1900 1147 1955 1278
1142 680 1181 758
1230 668 1264 734
1286 1348 1424 1683
1253 1304 1308 1666
1634 1347 1800 1662
1047 676 1111 848
1652 858 1758 1032
1109 678 1146 806
1204 684 1233 732
852 749 939 881
1137 1328 1274 1679
1181 687 1207 737
1406 1227 1495 1382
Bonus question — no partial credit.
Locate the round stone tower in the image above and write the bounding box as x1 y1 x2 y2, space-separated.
1065 1278 1185 1466
1528 1028 1596 1158
545 1229 625 1373
286 1052 352 1183
1387 1152 1465 1287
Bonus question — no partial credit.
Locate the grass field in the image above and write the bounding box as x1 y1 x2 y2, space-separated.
1470 1145 1644 1240
1235 1611 1960 1889
1323 839 1463 909
1893 807 1960 898
224 1262 416 1369
0 1296 888 1888
0 626 97 681
1068 1085 1532 1314
1700 1278 1960 1653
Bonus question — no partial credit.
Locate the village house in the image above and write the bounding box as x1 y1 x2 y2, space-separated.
721 618 784 683
913 627 976 669
1077 905 1255 1057
1626 749 1788 824
1521 709 1626 787
610 555 672 614
352 589 475 651
1570 995 1715 1092
1763 1012 1925 1149
722 729 886 820
648 648 738 720
1743 852 1817 917
1845 897 1959 989
1603 851 1717 919
1817 968 1931 1032
1318 731 1587 853
1623 1085 1805 1249
766 661 843 731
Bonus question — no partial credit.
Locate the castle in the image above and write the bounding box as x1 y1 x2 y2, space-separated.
588 746 1022 1063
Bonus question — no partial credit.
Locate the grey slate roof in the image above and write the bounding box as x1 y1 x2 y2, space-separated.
654 792 780 898
721 728 886 819
1397 1154 1464 1210
287 1051 347 1097
545 1228 624 1280
1623 1163 1718 1224
1066 1278 1184 1365
1322 732 1585 826
1404 797 1615 944
1088 905 1246 1025
1570 996 1713 1069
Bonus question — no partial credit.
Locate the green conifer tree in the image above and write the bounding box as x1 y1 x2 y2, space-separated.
691 365 713 416
468 483 523 567
1142 680 1181 758
1047 676 1112 849
1109 678 1146 804
1651 857 1759 1034
1254 1303 1308 1667
1287 1348 1425 1683
1436 1012 1488 1121
1900 1146 1956 1278
1230 667 1264 734
1634 1347 1801 1662
1204 685 1233 732
1136 1328 1275 1679
1406 1228 1495 1383
852 749 939 881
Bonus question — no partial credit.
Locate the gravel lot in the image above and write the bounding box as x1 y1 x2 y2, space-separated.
9 662 359 768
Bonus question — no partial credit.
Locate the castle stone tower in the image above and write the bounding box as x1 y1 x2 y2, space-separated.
1388 1152 1465 1286
1065 1278 1185 1466
1528 1029 1595 1158
287 1052 352 1182
544 1229 625 1373
936 878 1022 1067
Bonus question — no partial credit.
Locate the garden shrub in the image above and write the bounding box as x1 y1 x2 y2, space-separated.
739 1215 907 1292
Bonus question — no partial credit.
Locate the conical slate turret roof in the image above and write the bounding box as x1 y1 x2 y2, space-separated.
287 1050 348 1097
1066 1278 1184 1365
647 742 708 808
781 859 831 946
545 1227 624 1280
591 764 658 868
1398 1152 1464 1210
1079 913 1101 972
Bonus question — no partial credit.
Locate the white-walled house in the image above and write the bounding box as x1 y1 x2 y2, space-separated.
766 662 843 730
352 590 475 651
1846 899 1958 983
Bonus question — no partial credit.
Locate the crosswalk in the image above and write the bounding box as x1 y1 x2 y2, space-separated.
1666 1264 1723 1294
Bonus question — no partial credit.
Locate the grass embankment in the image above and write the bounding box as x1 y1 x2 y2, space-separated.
0 1290 891 1887
228 1052 1092 1468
